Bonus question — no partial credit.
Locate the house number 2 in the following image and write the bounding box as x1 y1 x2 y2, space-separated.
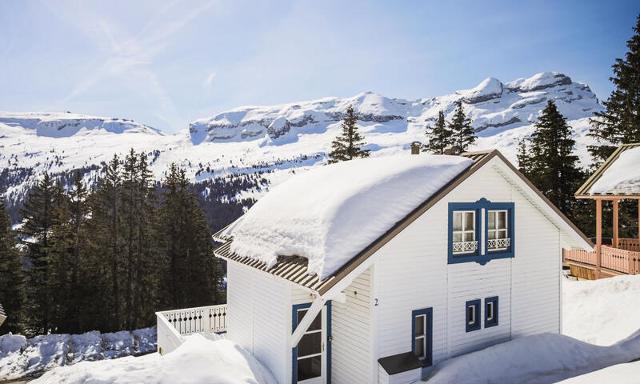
374 298 379 306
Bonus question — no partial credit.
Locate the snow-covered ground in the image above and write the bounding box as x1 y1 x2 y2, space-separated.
427 275 640 383
0 328 155 381
30 334 276 384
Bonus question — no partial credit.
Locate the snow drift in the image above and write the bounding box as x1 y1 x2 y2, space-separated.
588 146 640 195
31 334 277 384
229 154 473 279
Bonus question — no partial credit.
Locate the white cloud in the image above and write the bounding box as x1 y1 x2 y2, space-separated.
204 72 217 88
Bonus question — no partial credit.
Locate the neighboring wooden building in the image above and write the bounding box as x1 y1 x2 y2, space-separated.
564 143 640 279
157 150 592 384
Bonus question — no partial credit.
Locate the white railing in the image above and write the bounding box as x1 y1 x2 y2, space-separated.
156 304 228 355
488 238 511 251
453 240 478 254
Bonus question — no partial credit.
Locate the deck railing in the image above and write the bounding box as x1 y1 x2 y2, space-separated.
617 238 640 253
563 245 640 275
156 304 228 355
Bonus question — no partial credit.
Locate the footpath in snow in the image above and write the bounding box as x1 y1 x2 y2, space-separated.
0 327 156 381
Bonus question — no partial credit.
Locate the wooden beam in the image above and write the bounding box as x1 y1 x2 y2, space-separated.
596 199 602 278
613 199 619 248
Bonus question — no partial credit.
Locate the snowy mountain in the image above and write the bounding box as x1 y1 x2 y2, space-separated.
0 72 602 220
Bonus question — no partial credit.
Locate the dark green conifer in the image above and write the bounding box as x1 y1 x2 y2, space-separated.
328 105 370 163
0 199 25 334
448 100 476 154
425 111 452 154
588 15 640 164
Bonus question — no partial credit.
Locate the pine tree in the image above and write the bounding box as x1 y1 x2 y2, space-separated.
448 100 476 154
159 164 218 309
516 138 531 177
528 101 585 215
328 105 370 163
89 154 124 330
0 199 25 334
20 173 61 334
588 15 640 164
425 111 452 154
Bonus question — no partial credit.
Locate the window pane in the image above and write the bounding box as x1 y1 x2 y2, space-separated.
487 302 494 320
415 338 425 358
453 212 462 231
464 232 474 242
297 309 321 331
498 211 506 229
298 332 321 357
414 315 425 336
488 211 496 230
297 355 322 381
498 229 508 239
467 305 475 324
453 232 462 242
464 212 475 230
488 230 496 240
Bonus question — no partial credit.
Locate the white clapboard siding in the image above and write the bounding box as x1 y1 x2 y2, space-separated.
371 160 563 378
510 186 561 336
331 268 373 384
227 263 290 384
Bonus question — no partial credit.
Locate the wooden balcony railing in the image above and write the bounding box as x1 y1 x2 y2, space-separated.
156 304 228 355
563 245 640 275
617 238 640 253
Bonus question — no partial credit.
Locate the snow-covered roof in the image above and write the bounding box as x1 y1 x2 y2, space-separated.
226 154 474 280
576 144 640 197
215 150 592 294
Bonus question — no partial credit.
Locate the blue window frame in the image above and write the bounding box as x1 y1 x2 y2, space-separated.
448 198 515 265
485 296 499 328
465 299 481 332
411 308 433 367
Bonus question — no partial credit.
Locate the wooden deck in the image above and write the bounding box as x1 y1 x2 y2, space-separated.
564 238 640 279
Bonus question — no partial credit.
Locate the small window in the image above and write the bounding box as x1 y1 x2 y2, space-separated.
485 297 499 328
465 299 481 332
452 210 477 255
412 308 433 366
488 210 510 251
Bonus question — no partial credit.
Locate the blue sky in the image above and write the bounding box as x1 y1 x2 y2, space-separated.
0 0 637 132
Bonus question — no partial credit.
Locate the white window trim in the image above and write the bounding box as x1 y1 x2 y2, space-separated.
452 210 477 255
467 305 476 326
488 209 509 251
413 314 427 359
486 301 494 321
296 309 323 360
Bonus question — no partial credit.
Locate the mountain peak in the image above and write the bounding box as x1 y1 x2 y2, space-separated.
506 71 572 92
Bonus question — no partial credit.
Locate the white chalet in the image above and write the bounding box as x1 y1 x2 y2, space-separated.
156 150 592 384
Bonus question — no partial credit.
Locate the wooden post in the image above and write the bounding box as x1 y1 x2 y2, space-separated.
596 199 602 278
613 199 619 248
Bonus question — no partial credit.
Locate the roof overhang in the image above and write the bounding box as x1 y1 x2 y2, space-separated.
575 143 640 199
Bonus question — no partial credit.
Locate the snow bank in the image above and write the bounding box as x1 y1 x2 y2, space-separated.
427 332 640 384
563 275 640 345
0 327 156 381
31 334 277 384
229 154 473 279
588 146 640 195
459 77 504 103
558 360 640 383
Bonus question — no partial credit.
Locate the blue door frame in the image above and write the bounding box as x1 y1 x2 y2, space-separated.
292 302 332 384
